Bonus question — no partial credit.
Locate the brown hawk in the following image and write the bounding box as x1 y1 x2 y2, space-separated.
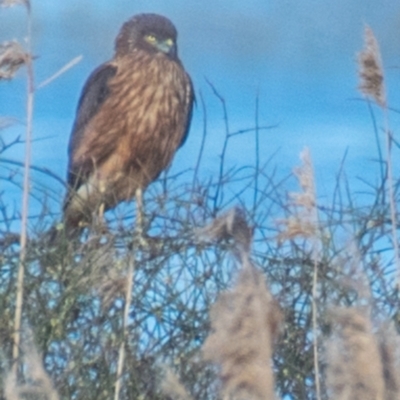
63 13 194 231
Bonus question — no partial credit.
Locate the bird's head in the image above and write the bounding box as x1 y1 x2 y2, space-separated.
115 13 179 59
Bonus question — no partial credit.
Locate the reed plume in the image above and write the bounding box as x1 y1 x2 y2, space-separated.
358 25 386 107
4 330 59 400
0 41 27 80
377 323 400 400
326 308 384 400
203 264 280 400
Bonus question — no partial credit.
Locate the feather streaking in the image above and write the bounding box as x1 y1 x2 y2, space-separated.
63 14 194 230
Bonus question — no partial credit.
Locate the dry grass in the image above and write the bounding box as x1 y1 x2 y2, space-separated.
203 263 281 400
277 148 318 241
201 209 281 400
378 324 400 400
0 41 27 81
11 2 34 381
277 147 322 400
358 25 386 107
5 329 59 400
325 306 400 400
357 25 400 285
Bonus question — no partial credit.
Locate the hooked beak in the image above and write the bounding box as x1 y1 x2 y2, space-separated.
157 38 176 56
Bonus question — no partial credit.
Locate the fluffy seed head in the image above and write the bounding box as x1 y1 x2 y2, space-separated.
358 25 386 107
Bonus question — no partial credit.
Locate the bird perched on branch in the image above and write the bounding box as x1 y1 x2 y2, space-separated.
63 13 194 232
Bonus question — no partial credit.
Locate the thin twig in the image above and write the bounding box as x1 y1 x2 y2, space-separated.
306 150 322 400
366 100 385 183
191 91 207 193
229 124 278 137
383 106 400 286
36 55 82 89
312 240 321 400
253 90 260 215
205 78 230 213
1 157 66 186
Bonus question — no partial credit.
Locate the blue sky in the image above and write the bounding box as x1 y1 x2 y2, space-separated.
1 0 400 225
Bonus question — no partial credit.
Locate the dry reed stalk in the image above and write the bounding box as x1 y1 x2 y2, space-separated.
326 308 384 400
4 5 82 376
357 25 400 286
114 188 143 400
11 4 34 379
0 11 30 378
203 258 281 400
277 147 321 400
113 259 135 400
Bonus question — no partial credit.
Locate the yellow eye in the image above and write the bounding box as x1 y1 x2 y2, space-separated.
145 34 157 43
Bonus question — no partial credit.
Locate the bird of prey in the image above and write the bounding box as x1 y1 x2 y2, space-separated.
63 13 194 232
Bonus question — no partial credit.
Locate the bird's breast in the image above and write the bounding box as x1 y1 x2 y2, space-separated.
87 52 190 194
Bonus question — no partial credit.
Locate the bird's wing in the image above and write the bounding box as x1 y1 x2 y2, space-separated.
178 74 195 148
67 62 117 189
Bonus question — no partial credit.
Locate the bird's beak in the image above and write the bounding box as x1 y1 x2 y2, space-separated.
158 38 176 56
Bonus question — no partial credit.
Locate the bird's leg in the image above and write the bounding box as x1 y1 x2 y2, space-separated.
135 187 147 247
96 202 108 233
94 181 108 234
135 187 143 232
90 180 107 237
98 202 105 221
98 180 106 224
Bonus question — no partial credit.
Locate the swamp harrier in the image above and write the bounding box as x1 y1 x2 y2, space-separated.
63 13 194 231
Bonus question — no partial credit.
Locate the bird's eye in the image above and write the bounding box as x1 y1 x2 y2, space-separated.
145 34 157 43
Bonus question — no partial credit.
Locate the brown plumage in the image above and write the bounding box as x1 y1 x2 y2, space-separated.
63 13 194 230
